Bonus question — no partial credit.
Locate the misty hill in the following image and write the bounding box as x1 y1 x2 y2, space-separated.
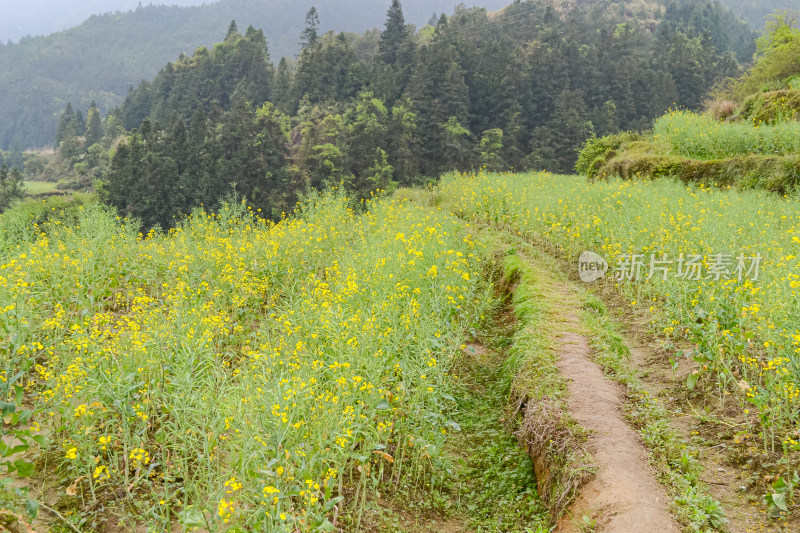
718 0 799 31
0 0 209 43
0 0 510 150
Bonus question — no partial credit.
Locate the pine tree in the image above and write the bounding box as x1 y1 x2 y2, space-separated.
274 57 293 113
300 7 320 49
55 103 77 146
226 20 239 40
75 110 85 136
378 0 408 66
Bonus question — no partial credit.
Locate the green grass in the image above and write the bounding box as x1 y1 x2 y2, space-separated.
22 180 58 196
653 110 800 159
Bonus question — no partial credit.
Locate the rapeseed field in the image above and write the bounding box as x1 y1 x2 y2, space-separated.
0 193 488 531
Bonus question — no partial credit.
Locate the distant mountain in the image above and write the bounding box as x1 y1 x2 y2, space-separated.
718 0 799 31
0 1 209 43
0 0 511 150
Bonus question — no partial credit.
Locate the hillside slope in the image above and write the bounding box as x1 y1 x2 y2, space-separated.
719 0 799 30
0 0 208 43
576 16 800 193
0 0 510 150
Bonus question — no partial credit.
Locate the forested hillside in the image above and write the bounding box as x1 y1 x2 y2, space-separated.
576 12 800 193
59 0 753 230
0 0 509 151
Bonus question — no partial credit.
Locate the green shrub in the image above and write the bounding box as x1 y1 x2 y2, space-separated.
597 153 800 194
730 14 800 100
574 131 640 178
738 89 800 124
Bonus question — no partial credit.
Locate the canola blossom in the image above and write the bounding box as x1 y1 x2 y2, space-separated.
442 171 800 451
0 194 487 530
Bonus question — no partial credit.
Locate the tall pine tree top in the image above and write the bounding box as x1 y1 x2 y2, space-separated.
226 20 239 40
378 0 408 66
300 7 320 49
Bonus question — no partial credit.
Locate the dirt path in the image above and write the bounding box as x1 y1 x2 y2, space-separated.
554 327 679 532
531 275 681 532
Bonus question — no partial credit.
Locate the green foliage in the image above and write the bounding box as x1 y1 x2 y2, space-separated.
663 0 757 62
0 165 25 213
441 169 800 484
378 0 410 67
739 89 800 123
717 0 799 31
103 101 292 230
84 101 104 146
116 26 274 131
730 13 800 99
0 193 94 248
0 192 490 529
2 0 504 150
479 128 504 171
365 147 395 193
594 151 800 194
16 0 767 224
574 131 641 177
299 7 319 49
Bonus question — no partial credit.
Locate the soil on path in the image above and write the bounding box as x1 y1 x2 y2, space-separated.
545 284 681 533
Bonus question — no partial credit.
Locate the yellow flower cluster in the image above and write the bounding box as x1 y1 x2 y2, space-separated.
0 194 487 529
442 170 800 449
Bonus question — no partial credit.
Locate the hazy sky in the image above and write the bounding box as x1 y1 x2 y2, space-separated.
0 0 211 42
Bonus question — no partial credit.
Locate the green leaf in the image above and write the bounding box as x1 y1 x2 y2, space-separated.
771 492 788 511
322 496 343 513
14 460 35 478
316 519 335 532
375 399 390 410
772 477 789 492
0 400 16 417
0 440 29 458
446 420 462 432
177 506 207 528
686 372 698 390
25 498 40 519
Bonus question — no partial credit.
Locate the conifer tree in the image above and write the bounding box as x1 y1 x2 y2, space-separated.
274 57 293 113
300 7 319 49
226 20 239 40
85 101 104 147
55 103 77 146
378 0 408 67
